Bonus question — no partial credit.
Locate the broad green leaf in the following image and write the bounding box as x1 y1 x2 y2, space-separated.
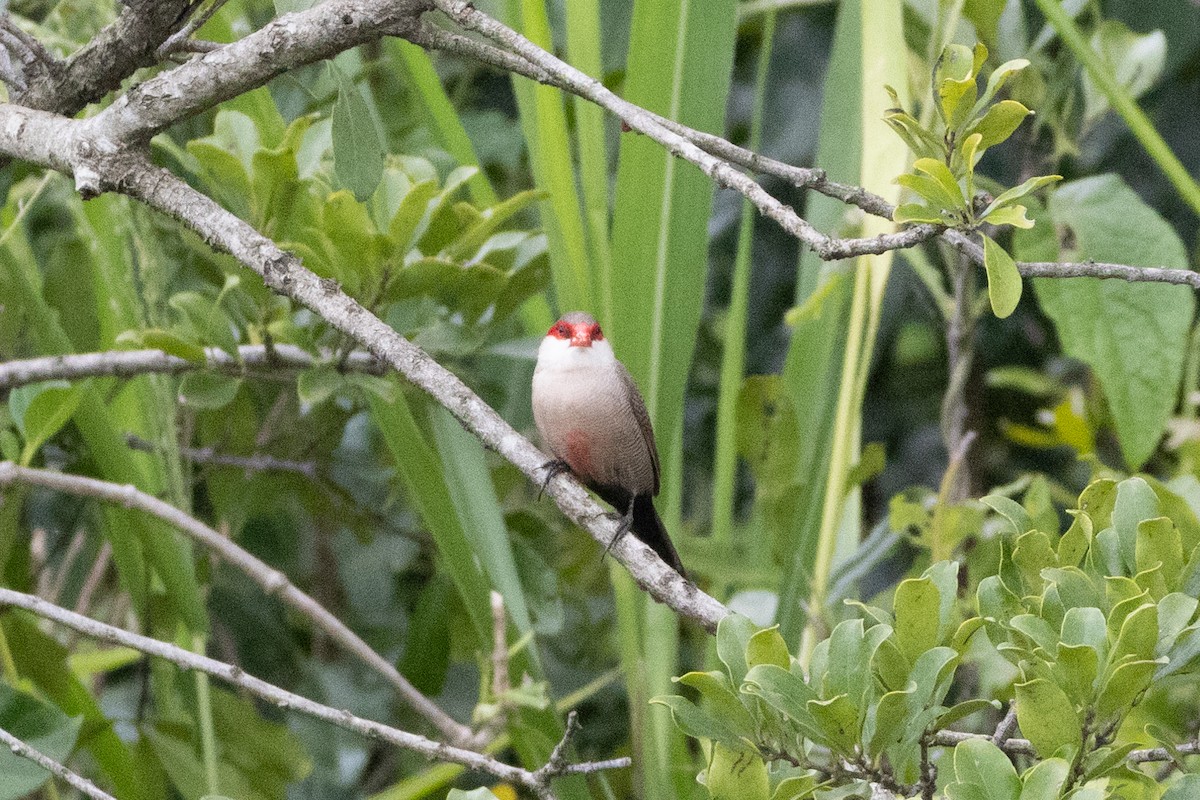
650 695 741 747
894 577 941 662
746 626 791 670
707 741 769 800
386 179 439 254
947 738 1020 800
675 671 755 739
913 158 965 208
983 205 1035 229
330 63 384 201
770 775 817 800
807 694 859 754
897 172 966 213
965 99 1032 151
893 202 951 225
169 290 238 357
981 234 1022 318
1136 517 1183 588
1018 758 1069 800
11 381 84 463
0 683 83 800
447 790 502 800
716 614 758 687
139 329 208 364
981 494 1032 535
973 58 1032 116
982 175 1062 218
1015 678 1081 758
741 664 823 740
1096 658 1159 721
1020 175 1194 469
1162 774 1200 800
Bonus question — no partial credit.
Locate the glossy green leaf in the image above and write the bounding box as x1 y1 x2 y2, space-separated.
946 738 1020 800
330 63 384 202
0 683 83 800
981 234 1022 319
746 626 791 670
966 99 1032 151
894 577 941 662
1020 175 1194 469
11 380 84 463
707 741 769 800
1015 678 1081 758
1017 758 1069 800
675 671 755 739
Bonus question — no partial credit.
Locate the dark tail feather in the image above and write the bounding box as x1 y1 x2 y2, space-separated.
632 495 686 577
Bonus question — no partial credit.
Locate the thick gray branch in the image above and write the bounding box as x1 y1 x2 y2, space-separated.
11 0 193 116
91 0 430 143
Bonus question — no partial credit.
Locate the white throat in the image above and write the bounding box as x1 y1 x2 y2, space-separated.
534 336 618 375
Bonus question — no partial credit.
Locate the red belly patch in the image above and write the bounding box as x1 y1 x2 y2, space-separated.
564 429 594 480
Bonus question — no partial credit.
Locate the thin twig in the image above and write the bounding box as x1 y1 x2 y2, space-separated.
156 0 230 58
0 344 384 393
0 589 629 798
0 724 117 800
992 701 1018 746
125 433 320 480
0 461 473 747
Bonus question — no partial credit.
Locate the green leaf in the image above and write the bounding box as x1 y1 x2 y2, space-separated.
981 234 1022 318
947 738 1020 800
139 329 208 365
169 290 239 357
707 741 769 800
965 100 1032 151
1096 658 1159 721
770 775 817 800
973 59 1032 117
895 577 942 663
0 683 83 800
1015 678 1081 758
1082 21 1167 125
741 664 823 741
330 63 384 202
897 172 966 213
1017 758 1069 800
11 381 84 464
982 205 1035 229
1020 175 1194 469
650 695 741 748
981 175 1062 218
1162 775 1200 800
386 179 439 254
746 626 791 670
981 494 1032 535
913 158 965 209
178 373 242 410
893 202 952 225
675 671 756 739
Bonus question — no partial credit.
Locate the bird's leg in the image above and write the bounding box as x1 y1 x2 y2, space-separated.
602 495 637 561
538 458 572 499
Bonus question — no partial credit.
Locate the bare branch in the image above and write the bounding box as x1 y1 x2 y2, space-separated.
11 0 195 115
0 724 116 800
125 434 320 480
90 0 431 143
0 344 383 392
0 461 473 746
0 589 629 797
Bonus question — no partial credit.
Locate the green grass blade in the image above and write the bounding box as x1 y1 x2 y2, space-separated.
504 0 593 314
564 0 614 327
385 39 498 208
711 13 777 565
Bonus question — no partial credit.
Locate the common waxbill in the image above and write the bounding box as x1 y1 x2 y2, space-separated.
532 311 685 574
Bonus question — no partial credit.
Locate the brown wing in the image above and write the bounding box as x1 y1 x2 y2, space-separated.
617 362 660 496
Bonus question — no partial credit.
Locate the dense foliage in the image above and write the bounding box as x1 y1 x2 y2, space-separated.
0 0 1198 799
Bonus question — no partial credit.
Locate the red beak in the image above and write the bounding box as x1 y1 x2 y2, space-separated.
569 328 592 348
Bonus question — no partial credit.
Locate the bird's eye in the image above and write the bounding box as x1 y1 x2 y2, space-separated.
549 322 571 339
591 324 604 341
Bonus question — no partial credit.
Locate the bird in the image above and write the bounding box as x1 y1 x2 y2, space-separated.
531 311 685 575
